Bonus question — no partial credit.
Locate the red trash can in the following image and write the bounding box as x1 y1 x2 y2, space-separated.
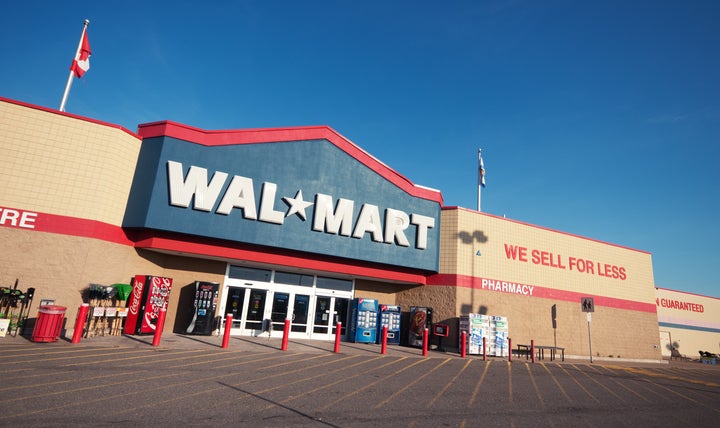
31 305 67 342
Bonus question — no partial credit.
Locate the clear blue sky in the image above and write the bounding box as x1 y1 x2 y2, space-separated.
2 1 718 297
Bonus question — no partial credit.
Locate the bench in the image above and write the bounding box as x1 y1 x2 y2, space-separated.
516 344 565 361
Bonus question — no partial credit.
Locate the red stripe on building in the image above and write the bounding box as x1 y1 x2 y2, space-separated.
428 273 657 313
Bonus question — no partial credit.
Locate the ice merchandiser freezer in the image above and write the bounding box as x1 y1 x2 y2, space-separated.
407 306 433 348
377 305 401 345
491 315 509 357
459 314 509 356
459 314 489 355
124 275 173 335
185 281 219 335
349 298 378 343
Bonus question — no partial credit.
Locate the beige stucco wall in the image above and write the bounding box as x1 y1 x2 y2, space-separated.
656 287 720 358
436 207 662 360
0 100 141 225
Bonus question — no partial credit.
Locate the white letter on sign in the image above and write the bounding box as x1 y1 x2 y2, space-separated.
168 161 228 211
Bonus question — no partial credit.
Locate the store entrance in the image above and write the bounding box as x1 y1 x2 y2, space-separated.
222 266 354 340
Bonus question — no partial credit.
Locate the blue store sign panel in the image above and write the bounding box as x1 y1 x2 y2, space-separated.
124 124 442 272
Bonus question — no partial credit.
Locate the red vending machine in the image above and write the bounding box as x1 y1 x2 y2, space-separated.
123 275 173 335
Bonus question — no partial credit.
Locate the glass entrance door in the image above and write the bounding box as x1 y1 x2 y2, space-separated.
311 296 350 340
291 294 310 333
270 292 289 332
245 289 267 331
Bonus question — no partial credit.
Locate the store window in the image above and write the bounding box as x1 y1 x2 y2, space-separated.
274 271 314 287
316 276 353 292
228 266 271 282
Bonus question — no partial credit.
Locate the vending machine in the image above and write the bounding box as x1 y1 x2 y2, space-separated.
185 281 219 335
407 306 433 348
123 275 173 335
348 298 378 343
377 305 401 345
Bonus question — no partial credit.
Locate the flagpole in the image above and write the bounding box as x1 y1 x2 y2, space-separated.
477 148 483 212
59 19 89 112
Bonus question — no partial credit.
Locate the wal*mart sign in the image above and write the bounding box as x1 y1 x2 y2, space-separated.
167 161 435 250
122 136 441 272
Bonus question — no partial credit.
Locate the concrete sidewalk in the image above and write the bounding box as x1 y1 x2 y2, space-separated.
1 330 454 359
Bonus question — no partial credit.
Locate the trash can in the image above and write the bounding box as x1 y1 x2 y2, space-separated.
31 305 67 342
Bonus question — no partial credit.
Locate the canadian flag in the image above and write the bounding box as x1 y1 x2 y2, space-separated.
70 31 91 78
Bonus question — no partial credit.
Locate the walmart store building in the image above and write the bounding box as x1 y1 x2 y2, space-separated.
2 96 717 361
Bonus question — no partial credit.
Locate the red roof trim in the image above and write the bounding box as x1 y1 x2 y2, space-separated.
138 120 443 204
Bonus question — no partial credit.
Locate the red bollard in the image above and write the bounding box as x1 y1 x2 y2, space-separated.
71 303 90 344
508 337 513 362
152 307 167 347
281 319 290 351
461 331 467 358
221 314 233 349
422 328 429 357
333 322 342 353
483 336 487 361
381 326 388 355
531 339 535 363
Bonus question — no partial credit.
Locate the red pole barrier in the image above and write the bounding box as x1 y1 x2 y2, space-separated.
71 303 89 344
422 328 429 357
531 339 535 363
221 314 232 349
508 337 513 362
483 336 487 361
281 319 290 351
333 322 342 353
381 326 388 355
152 307 167 347
461 331 467 358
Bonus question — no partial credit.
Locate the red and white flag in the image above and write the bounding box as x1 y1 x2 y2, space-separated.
70 30 91 78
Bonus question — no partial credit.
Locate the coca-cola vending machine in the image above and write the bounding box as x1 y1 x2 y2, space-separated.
123 275 173 335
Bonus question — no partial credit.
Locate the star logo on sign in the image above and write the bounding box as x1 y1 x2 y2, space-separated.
283 189 314 220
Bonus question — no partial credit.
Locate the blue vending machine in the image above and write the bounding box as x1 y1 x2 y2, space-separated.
377 305 401 345
349 298 378 343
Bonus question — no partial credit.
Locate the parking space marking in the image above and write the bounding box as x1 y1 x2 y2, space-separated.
526 363 545 408
373 358 452 409
607 365 720 388
466 360 492 407
556 363 599 403
59 348 214 367
2 347 177 366
606 366 720 413
540 363 572 403
1 351 296 419
427 358 473 408
261 355 389 410
595 366 653 403
102 354 361 419
571 363 625 402
316 356 425 412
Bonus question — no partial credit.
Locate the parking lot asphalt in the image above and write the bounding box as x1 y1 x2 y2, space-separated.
1 332 718 427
